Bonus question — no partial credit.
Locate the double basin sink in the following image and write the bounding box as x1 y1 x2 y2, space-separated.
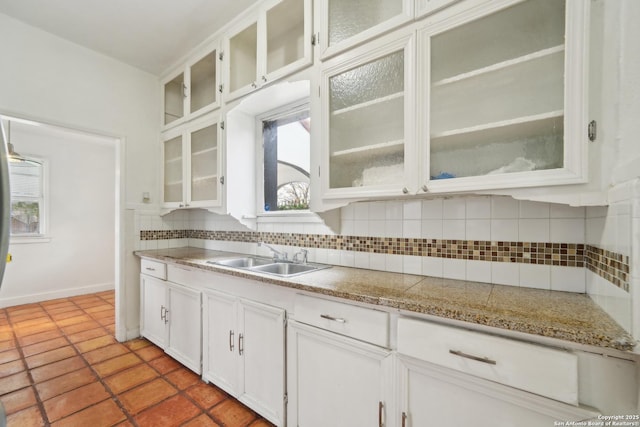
207 256 329 278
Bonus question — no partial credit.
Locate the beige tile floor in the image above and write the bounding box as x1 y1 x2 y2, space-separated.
0 290 273 427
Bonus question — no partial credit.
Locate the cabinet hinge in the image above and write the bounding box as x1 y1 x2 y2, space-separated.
220 176 225 185
284 392 288 405
318 166 320 177
588 120 597 142
220 121 225 130
311 33 319 46
218 84 223 93
219 51 224 61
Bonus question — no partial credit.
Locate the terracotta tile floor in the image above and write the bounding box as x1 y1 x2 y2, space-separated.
0 290 274 427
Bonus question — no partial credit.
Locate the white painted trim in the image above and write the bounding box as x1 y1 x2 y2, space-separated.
0 282 115 309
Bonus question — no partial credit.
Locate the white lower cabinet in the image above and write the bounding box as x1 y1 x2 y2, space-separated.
287 320 393 427
139 273 202 374
202 289 286 427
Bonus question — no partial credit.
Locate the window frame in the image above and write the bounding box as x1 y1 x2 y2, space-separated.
9 155 50 243
255 100 312 216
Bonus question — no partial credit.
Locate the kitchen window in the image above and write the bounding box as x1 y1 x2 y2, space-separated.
9 156 46 238
259 103 311 212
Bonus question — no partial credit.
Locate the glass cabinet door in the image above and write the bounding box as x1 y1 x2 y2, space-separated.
228 21 258 96
321 0 413 58
266 0 307 77
163 135 184 205
323 32 414 197
189 50 218 114
424 0 588 191
189 122 220 206
164 73 185 126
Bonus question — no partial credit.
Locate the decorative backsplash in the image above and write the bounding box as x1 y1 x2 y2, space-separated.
139 229 630 293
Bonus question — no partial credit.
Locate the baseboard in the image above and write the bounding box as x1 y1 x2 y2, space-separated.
0 282 115 308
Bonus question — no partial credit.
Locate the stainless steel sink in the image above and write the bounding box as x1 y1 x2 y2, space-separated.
208 257 273 268
250 262 326 277
208 256 329 277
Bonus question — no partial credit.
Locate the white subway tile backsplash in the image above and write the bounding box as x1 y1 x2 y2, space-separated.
422 198 443 219
586 206 608 219
551 266 586 293
491 262 519 286
466 219 491 241
443 259 466 280
314 248 328 264
466 196 491 219
386 201 403 220
422 219 443 239
341 204 355 220
340 220 354 235
369 220 386 238
327 249 342 266
519 264 551 290
404 200 423 220
422 256 443 277
386 254 404 273
443 198 466 219
615 213 631 256
340 251 355 268
354 202 369 221
369 253 386 271
385 220 403 238
550 218 585 243
443 219 465 240
491 196 519 219
354 220 369 237
403 220 421 238
550 204 585 218
586 217 605 246
403 255 422 275
491 219 518 241
519 200 550 218
519 219 550 242
466 260 491 284
369 202 386 220
354 252 370 270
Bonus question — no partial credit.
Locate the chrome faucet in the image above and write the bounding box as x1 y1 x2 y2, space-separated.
292 249 308 264
258 242 288 261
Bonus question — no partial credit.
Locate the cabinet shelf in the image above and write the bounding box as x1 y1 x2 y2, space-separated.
331 139 404 162
432 110 564 141
332 92 403 117
165 156 182 164
432 45 565 88
191 147 217 157
192 174 218 183
165 179 183 187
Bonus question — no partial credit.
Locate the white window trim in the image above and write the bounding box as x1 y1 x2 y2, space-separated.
9 155 50 242
255 99 311 217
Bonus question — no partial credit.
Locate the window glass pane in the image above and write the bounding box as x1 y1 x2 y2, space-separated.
263 111 310 211
11 201 40 234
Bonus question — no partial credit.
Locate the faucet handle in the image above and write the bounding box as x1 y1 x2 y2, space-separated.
293 249 308 264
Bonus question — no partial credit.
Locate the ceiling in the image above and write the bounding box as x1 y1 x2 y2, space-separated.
0 0 260 75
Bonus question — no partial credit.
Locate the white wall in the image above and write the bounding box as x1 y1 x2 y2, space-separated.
1 121 116 307
0 12 159 340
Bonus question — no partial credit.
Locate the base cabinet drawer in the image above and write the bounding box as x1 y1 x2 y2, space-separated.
398 317 578 405
141 259 167 280
293 293 389 347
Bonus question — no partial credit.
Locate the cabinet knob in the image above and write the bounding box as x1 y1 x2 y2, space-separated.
402 187 409 194
251 82 258 88
261 75 267 82
421 185 428 192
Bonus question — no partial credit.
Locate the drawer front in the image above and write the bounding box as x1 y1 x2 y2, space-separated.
293 294 389 347
141 259 167 280
397 318 578 405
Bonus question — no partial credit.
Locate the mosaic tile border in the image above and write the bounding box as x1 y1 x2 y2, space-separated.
139 230 630 292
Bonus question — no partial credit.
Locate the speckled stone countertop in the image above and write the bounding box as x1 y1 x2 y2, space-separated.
135 247 636 352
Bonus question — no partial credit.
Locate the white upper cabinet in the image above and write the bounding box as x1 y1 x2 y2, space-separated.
316 0 414 59
223 0 313 101
420 0 589 193
320 28 417 199
162 114 223 210
162 41 221 130
415 0 464 18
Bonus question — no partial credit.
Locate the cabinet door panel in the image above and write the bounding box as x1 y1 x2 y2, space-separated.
166 284 202 374
203 291 238 395
288 321 391 427
238 299 285 426
162 134 184 206
140 275 167 348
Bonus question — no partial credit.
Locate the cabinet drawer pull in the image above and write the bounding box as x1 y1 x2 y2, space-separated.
449 349 497 365
163 308 169 324
160 305 166 321
320 314 346 323
145 267 156 271
401 411 407 427
239 333 244 355
378 401 384 427
229 330 234 352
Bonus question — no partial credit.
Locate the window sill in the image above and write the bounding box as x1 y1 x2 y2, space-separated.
10 236 52 245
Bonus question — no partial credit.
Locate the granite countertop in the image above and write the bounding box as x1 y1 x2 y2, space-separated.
135 247 636 353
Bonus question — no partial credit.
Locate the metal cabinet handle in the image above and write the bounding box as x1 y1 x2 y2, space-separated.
378 401 384 427
182 83 188 98
163 308 169 324
402 411 407 427
449 349 497 365
160 305 165 320
320 314 346 323
238 333 244 355
229 330 234 352
145 267 156 271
